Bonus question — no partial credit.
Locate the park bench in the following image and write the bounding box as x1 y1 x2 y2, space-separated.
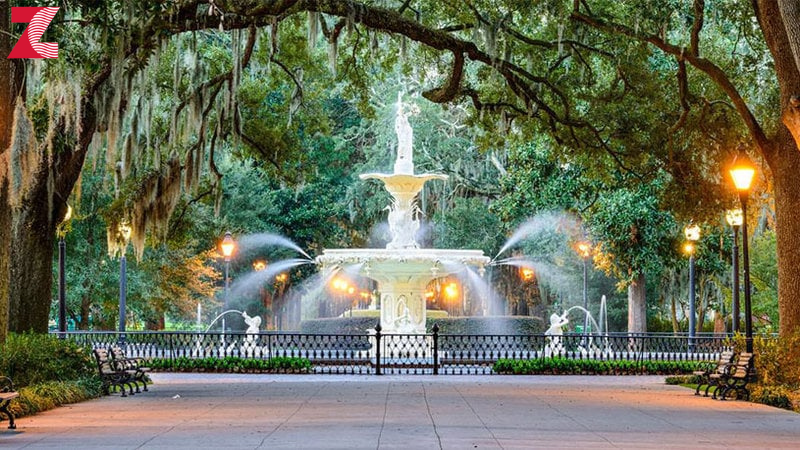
0 376 18 429
693 349 735 397
716 352 756 400
93 348 137 397
110 346 151 393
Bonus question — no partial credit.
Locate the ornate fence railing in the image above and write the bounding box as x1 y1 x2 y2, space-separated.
56 328 733 375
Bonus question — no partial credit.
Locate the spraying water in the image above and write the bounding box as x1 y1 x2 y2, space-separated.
228 258 313 299
238 232 312 259
204 309 243 333
495 212 580 260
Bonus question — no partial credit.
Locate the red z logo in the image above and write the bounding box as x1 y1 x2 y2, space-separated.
7 7 60 59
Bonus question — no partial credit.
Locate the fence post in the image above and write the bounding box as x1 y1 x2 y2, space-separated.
432 323 439 375
374 323 382 375
169 333 175 370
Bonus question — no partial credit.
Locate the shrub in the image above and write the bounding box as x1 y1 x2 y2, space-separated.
428 316 544 335
493 358 701 375
4 377 102 420
665 374 703 385
300 317 378 334
0 332 95 388
750 385 795 411
145 356 312 373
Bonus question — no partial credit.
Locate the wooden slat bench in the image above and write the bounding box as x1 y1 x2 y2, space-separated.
0 376 18 429
694 349 735 397
717 352 756 401
110 346 151 393
93 348 137 397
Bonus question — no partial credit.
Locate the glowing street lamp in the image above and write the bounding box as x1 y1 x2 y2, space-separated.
684 222 700 348
56 205 72 338
726 209 743 333
252 260 267 272
444 282 459 300
575 241 591 334
219 231 236 334
729 150 756 353
520 267 535 282
118 221 132 345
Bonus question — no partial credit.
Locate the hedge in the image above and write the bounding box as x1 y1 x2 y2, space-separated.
299 316 544 335
428 316 544 335
146 356 312 373
493 358 701 375
300 317 379 334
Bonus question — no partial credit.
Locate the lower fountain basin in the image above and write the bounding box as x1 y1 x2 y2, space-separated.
317 248 489 334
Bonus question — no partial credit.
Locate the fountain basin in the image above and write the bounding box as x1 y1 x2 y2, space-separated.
317 248 489 334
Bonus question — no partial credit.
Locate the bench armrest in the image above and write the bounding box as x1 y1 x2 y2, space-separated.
0 376 15 393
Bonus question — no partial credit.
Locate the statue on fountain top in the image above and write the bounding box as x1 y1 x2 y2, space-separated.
394 92 414 175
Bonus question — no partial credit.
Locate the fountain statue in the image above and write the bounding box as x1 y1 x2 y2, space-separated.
544 311 569 356
317 94 489 333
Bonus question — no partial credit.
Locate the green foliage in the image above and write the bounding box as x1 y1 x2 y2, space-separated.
665 374 704 385
146 356 311 373
0 333 95 388
589 180 678 287
750 231 779 331
427 317 544 335
5 378 103 420
300 317 379 334
750 333 800 388
728 333 800 410
493 358 701 375
749 384 797 411
434 198 504 256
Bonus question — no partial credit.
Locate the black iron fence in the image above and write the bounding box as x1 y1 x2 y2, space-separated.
57 328 732 375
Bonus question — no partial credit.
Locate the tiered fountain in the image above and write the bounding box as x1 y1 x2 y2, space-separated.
316 94 490 334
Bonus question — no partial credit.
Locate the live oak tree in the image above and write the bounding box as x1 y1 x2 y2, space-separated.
1 0 799 339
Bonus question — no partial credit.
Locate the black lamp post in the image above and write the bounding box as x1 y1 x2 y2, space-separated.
729 151 756 353
576 242 591 334
56 205 72 338
220 232 236 335
684 222 700 349
118 222 132 346
726 209 743 334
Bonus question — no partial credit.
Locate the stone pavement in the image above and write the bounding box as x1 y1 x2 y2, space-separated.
1 373 798 449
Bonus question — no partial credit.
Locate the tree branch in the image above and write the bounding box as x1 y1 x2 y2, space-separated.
668 56 690 134
422 51 464 103
690 0 704 57
571 6 770 153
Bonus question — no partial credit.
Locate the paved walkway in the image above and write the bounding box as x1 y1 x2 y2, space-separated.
1 373 798 449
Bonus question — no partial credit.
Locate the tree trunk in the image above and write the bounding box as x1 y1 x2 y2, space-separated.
757 0 800 335
768 130 800 335
8 164 58 333
627 273 646 333
0 3 25 343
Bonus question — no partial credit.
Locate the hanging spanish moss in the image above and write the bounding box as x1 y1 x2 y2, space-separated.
7 101 39 209
288 67 304 126
308 11 319 50
328 36 338 77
